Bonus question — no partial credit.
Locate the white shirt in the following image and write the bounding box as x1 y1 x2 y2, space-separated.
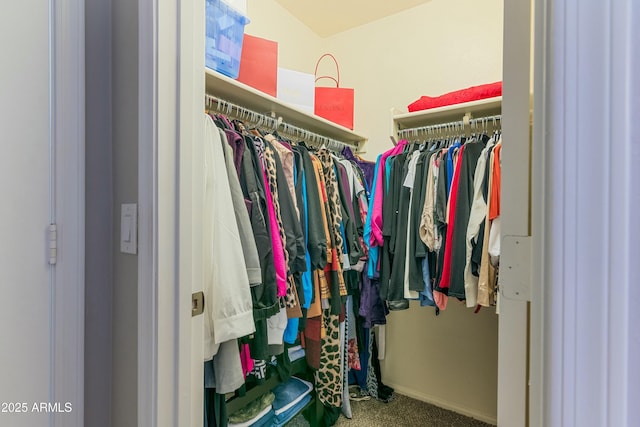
203 114 255 361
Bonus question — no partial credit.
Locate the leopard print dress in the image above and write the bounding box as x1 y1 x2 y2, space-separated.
314 309 342 408
317 149 347 297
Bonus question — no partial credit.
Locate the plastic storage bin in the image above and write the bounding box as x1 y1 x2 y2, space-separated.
205 0 249 78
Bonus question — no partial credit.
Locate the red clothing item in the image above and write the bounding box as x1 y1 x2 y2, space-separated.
489 143 502 220
408 81 502 112
439 145 466 290
304 316 322 370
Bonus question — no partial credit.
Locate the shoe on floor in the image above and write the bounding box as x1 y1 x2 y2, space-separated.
348 385 371 401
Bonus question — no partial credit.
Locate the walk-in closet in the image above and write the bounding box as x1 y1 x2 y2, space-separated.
198 1 513 426
2 0 635 426
78 0 640 427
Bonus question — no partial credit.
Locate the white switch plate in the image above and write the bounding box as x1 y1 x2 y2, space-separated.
120 203 138 254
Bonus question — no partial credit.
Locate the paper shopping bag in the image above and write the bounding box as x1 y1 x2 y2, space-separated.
314 53 354 130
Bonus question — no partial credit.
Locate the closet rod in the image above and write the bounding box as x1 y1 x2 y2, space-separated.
205 94 359 152
468 114 502 128
397 113 502 138
397 118 465 138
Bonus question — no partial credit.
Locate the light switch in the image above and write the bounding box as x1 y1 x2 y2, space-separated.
120 203 138 254
121 215 132 242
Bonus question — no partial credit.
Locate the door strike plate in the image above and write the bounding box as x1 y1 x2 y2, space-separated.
192 291 205 317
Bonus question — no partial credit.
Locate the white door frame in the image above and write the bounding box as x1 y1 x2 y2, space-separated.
138 0 203 425
531 0 639 426
52 0 85 425
498 0 530 425
137 0 640 425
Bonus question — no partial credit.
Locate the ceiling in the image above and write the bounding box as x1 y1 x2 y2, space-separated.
273 0 433 37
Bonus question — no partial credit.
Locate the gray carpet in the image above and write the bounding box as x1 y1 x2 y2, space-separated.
288 393 495 427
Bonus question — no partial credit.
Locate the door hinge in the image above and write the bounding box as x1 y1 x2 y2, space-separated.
48 223 58 265
499 235 532 301
192 291 205 317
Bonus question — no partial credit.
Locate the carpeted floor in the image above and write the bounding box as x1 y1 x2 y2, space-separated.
288 393 495 427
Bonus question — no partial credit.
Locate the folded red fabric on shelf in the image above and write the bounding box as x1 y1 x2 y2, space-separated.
407 81 502 112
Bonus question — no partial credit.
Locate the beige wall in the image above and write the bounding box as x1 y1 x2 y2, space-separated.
325 0 504 159
246 0 324 72
325 1 502 423
380 302 499 423
245 0 502 423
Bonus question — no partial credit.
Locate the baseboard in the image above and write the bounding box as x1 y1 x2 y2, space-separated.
384 382 498 426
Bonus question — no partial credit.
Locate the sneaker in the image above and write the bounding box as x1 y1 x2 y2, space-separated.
349 386 371 401
350 392 371 402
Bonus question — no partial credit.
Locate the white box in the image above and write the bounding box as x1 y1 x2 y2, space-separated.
277 68 315 114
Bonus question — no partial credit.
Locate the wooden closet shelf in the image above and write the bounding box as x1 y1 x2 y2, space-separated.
394 96 503 130
224 356 322 425
205 68 367 148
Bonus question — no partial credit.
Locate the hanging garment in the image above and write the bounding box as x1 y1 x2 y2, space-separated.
334 160 365 265
267 141 307 318
204 108 382 427
261 148 289 299
488 140 503 269
310 155 334 304
447 141 485 299
270 141 307 276
488 216 501 266
381 152 410 309
489 142 502 221
297 145 328 269
267 135 300 216
464 136 496 307
263 144 299 310
432 149 450 310
419 151 438 251
438 144 467 293
370 141 407 248
406 150 431 293
314 310 342 409
401 151 423 298
213 339 244 394
291 149 313 311
364 155 382 279
222 127 245 177
477 145 498 307
343 159 370 265
317 149 348 311
238 134 282 361
342 146 376 190
203 114 255 360
219 128 262 287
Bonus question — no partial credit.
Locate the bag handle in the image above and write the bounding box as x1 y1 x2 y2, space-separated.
314 53 340 87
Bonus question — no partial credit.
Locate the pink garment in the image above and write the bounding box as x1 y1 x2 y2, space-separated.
370 140 408 247
439 145 466 290
240 344 254 379
262 169 288 297
433 289 448 311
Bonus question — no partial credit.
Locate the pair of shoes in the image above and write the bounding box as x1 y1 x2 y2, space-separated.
349 392 371 402
348 386 371 401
